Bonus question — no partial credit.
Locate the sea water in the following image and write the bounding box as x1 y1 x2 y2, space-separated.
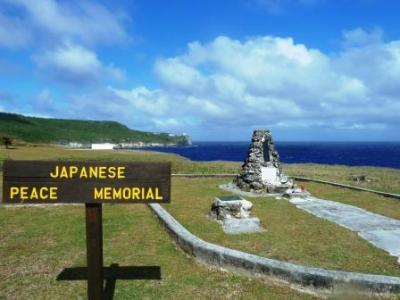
136 141 400 169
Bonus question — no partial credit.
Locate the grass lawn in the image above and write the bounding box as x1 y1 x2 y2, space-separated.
284 163 400 194
1 145 400 298
1 205 312 299
0 145 241 175
166 177 400 276
1 145 399 193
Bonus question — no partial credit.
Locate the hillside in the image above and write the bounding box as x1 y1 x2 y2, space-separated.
0 112 191 146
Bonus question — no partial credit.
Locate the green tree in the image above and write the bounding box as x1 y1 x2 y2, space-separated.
2 136 12 149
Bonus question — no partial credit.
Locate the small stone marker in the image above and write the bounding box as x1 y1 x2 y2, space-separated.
223 218 263 234
210 195 264 234
211 195 253 219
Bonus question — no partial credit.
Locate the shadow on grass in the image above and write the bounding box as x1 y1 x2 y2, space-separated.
57 263 161 300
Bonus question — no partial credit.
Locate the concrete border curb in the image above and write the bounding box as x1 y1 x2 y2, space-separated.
172 173 237 178
149 203 400 295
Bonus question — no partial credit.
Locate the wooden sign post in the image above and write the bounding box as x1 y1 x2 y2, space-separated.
3 160 171 300
86 203 104 300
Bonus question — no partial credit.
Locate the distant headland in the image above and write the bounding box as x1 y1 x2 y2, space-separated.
0 112 191 148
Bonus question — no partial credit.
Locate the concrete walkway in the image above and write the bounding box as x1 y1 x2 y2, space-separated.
289 196 400 263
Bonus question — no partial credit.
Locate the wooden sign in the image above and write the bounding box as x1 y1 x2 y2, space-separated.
2 159 172 299
2 160 171 204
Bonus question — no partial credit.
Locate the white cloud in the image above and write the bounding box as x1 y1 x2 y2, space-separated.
335 39 400 99
35 89 53 106
256 0 322 13
24 29 400 140
124 31 399 138
2 0 129 47
112 86 170 116
33 89 63 114
152 118 180 128
0 1 128 88
179 36 323 96
33 42 125 85
0 11 31 48
342 27 383 48
154 58 207 93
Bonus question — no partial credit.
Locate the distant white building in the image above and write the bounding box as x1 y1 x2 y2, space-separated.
91 143 115 150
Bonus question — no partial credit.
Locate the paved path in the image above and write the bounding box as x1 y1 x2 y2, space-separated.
289 196 400 263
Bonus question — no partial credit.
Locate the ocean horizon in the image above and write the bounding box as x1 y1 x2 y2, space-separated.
137 141 400 169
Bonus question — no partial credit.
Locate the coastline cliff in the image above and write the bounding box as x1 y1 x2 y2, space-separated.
0 112 191 147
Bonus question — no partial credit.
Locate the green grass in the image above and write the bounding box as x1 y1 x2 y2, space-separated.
165 177 400 276
0 112 190 145
2 145 399 194
284 163 400 194
0 205 312 299
0 145 241 175
1 145 400 298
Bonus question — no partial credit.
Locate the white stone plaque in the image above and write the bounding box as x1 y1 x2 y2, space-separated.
261 166 279 184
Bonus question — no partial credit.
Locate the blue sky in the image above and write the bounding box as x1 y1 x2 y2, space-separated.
0 0 399 141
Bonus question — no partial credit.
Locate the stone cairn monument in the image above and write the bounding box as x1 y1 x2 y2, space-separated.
234 129 294 193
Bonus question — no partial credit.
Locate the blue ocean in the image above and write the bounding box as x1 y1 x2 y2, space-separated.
138 142 400 169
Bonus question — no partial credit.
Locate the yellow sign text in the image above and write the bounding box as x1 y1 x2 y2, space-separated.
49 166 126 179
9 186 58 201
93 187 163 201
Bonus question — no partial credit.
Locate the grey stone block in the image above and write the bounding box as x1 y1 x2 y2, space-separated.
223 217 264 234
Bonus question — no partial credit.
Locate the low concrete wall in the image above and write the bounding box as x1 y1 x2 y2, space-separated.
149 203 400 295
172 173 237 178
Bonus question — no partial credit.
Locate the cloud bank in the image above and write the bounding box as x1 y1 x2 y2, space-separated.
0 0 398 141
33 42 125 85
0 0 128 88
62 28 398 140
1 0 129 47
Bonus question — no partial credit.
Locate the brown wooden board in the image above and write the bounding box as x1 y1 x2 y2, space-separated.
2 160 171 204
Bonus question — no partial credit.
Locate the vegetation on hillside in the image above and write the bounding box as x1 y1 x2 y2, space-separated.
0 112 190 145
